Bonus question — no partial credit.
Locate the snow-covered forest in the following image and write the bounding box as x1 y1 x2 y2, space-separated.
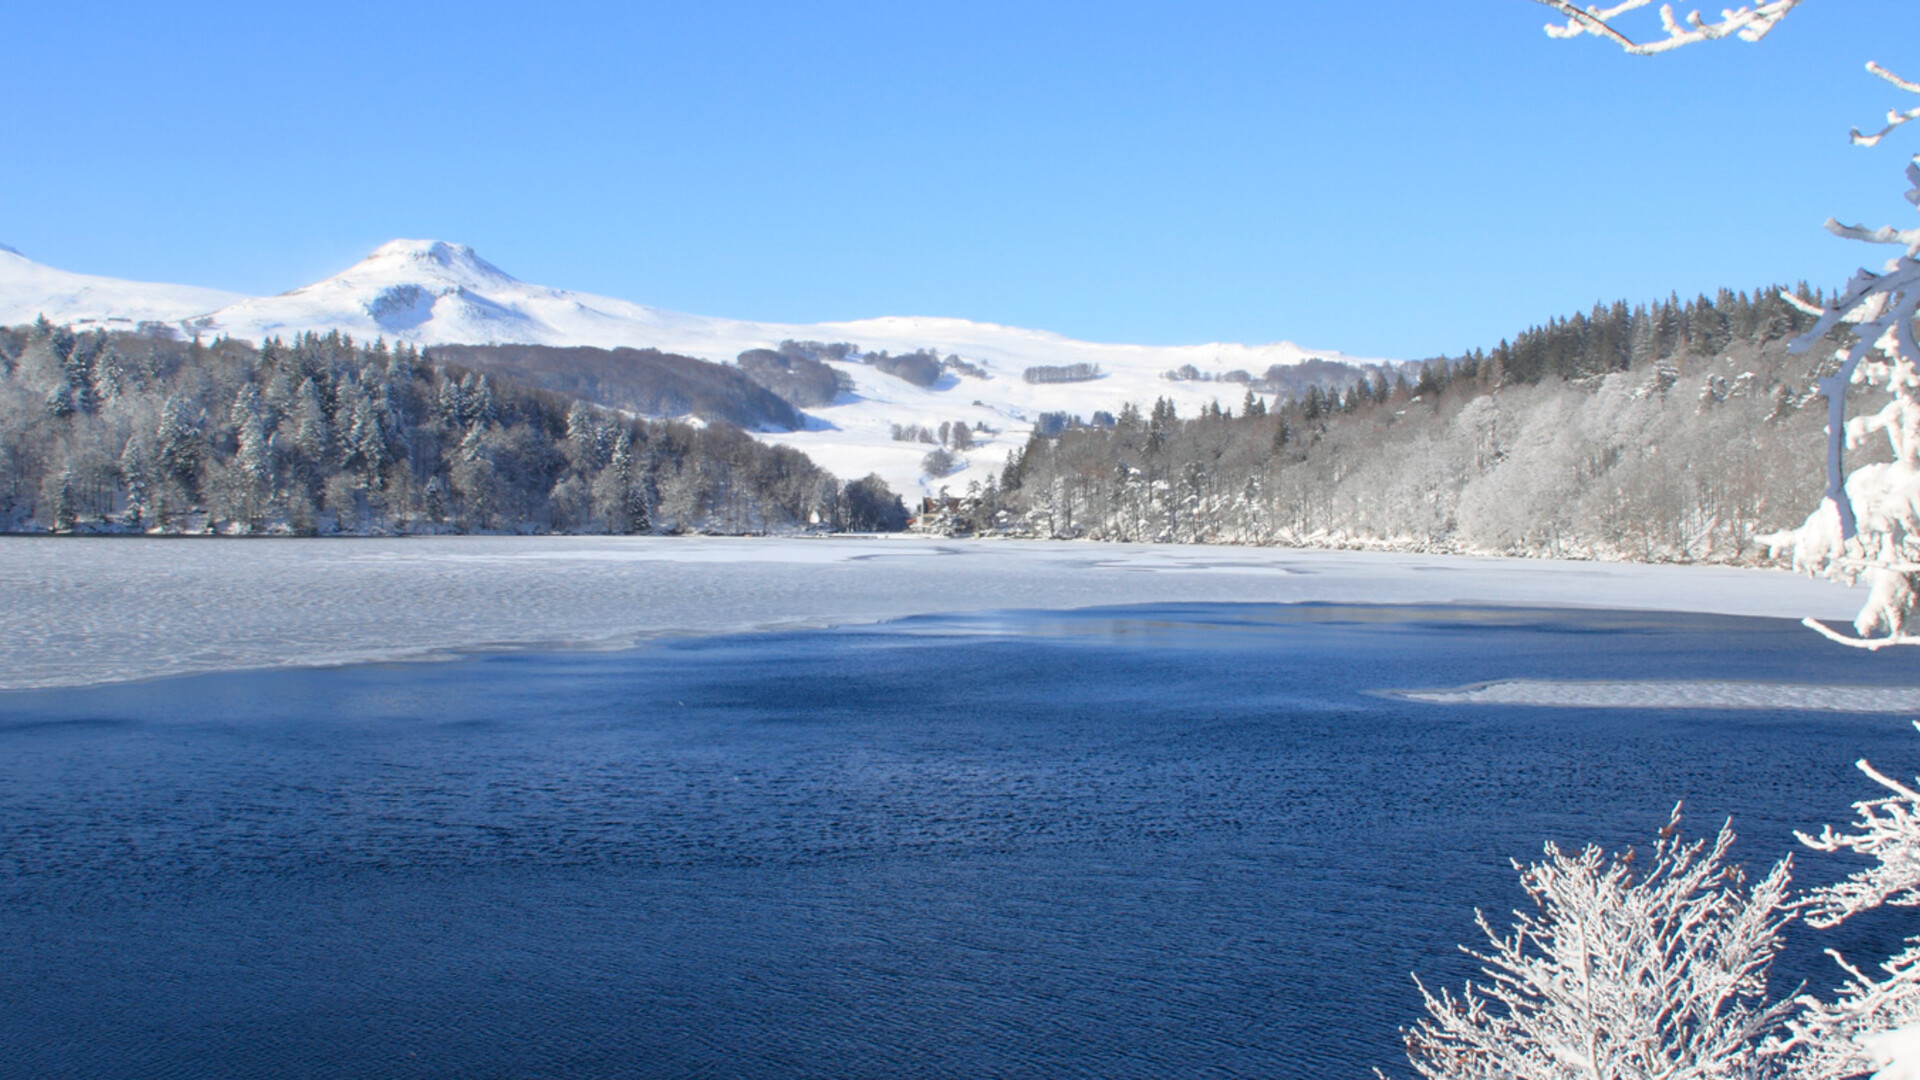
0 320 909 535
938 284 1845 563
0 279 1851 556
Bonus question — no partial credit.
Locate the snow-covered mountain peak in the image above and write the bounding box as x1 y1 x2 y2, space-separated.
0 243 21 257
356 239 518 288
205 239 546 340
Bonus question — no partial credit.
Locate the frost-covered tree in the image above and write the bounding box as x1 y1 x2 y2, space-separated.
922 445 958 479
1765 66 1920 647
1783 740 1920 1079
1394 808 1796 1080
1535 4 1920 649
119 436 149 529
1520 12 1920 1080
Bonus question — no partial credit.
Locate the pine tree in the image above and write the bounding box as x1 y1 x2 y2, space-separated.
291 377 331 472
50 467 75 532
155 395 202 497
119 438 149 528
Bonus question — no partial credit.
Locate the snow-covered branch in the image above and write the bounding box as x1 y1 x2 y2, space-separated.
1796 746 1920 928
1802 616 1920 651
1825 216 1920 254
1853 63 1920 149
1395 806 1795 1080
1531 0 1801 55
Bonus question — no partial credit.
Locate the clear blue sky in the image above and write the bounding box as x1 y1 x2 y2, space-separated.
2 1 1910 359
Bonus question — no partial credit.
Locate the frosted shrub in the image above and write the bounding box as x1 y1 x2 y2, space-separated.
1784 739 1920 1079
1393 808 1795 1080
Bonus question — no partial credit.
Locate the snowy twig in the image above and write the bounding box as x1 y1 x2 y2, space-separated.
1825 217 1920 253
1852 63 1920 148
1532 0 1801 55
1781 289 1827 317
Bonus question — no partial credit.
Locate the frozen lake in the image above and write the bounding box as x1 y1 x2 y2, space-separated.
0 535 1869 689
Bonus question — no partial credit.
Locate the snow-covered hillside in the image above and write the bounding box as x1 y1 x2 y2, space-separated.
1 240 1397 498
0 245 244 331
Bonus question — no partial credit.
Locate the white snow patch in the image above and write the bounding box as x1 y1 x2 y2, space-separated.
0 536 1866 691
1861 1025 1920 1080
1398 680 1920 712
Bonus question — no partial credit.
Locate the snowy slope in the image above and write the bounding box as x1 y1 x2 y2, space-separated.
3 240 1397 497
0 245 243 331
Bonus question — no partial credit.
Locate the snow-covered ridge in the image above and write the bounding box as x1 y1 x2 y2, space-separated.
1 240 1398 496
0 246 245 331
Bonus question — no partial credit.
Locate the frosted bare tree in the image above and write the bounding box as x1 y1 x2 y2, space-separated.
1532 2 1920 649
1783 736 1920 1079
1393 807 1795 1080
1768 64 1920 649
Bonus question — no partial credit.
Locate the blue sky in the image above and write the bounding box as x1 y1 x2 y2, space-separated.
2 1 1911 359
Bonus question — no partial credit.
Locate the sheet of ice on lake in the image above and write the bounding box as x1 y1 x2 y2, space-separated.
0 535 1867 690
1401 680 1920 712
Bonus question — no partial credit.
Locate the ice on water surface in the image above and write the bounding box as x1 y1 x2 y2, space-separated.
1400 680 1920 712
0 535 1870 691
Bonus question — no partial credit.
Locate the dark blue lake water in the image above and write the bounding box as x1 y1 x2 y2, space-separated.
3 603 1919 1079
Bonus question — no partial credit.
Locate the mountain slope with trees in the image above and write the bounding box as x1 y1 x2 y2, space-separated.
930 284 1850 565
424 342 805 432
0 322 907 535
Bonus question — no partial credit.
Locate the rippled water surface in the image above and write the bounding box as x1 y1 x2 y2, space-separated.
3 603 1919 1079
